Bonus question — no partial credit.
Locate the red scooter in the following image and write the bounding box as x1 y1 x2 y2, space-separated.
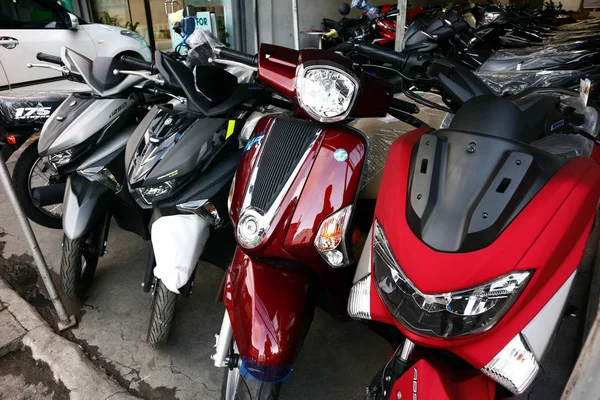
344 44 600 399
208 44 419 399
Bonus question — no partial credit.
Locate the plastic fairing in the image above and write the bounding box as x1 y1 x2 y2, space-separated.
186 29 254 83
151 214 210 293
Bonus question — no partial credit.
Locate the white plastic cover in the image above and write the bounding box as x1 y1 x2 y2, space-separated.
477 71 580 96
354 92 448 197
151 214 211 294
186 29 253 83
351 0 380 19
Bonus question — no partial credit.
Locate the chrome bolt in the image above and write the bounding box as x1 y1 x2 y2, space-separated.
482 212 488 219
417 194 422 200
385 376 391 382
397 392 402 399
516 159 522 165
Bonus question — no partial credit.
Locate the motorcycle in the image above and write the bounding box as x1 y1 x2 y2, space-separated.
32 48 167 300
1 91 71 228
343 43 600 399
121 43 286 347
208 44 423 399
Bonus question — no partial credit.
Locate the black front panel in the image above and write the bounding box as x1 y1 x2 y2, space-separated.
250 118 320 212
406 131 568 253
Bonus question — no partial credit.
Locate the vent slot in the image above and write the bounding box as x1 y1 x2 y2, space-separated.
496 178 511 193
250 118 320 211
420 158 429 174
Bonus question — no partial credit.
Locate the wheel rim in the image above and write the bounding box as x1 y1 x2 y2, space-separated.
27 158 63 218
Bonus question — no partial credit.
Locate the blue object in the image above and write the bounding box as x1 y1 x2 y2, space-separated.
175 16 198 53
239 357 293 383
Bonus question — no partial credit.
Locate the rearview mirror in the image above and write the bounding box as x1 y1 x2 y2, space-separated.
339 3 351 16
65 13 79 30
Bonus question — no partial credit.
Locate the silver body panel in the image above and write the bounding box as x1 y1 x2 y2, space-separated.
39 96 136 155
62 176 110 240
521 270 576 361
77 124 135 170
353 226 373 284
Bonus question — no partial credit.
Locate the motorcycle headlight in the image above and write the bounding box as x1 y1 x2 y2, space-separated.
47 150 73 169
78 166 120 192
373 221 532 338
136 180 175 205
296 65 358 123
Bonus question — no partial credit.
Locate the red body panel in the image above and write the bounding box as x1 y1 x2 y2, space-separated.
369 127 600 367
226 116 368 367
255 44 392 118
390 359 496 400
375 19 396 45
224 247 311 367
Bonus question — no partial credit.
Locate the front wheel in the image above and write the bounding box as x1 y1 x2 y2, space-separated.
60 234 100 300
12 139 62 229
221 340 282 400
146 280 178 348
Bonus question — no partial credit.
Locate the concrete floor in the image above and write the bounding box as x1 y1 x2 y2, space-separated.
0 154 392 399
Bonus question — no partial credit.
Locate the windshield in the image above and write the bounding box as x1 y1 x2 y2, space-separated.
0 0 86 29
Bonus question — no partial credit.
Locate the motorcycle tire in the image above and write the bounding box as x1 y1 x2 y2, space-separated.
60 234 99 300
146 280 178 349
12 139 62 229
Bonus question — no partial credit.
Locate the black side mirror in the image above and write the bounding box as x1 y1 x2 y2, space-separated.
339 3 351 16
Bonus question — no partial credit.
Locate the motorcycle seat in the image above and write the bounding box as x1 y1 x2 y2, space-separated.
0 92 69 125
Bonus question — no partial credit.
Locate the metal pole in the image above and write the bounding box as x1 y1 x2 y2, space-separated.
252 0 259 53
144 0 157 54
395 0 407 52
0 153 76 331
292 0 300 50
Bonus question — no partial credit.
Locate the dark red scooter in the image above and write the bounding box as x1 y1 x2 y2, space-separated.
208 44 418 399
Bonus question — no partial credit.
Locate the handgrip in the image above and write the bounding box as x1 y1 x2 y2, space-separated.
354 43 409 70
120 55 157 74
36 52 62 65
216 47 258 67
390 98 420 114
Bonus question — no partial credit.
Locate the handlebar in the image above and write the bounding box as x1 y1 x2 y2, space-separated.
390 98 420 114
120 55 157 74
215 47 258 67
36 52 62 65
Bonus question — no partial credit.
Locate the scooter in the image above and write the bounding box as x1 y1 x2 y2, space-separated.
209 44 423 399
120 48 285 348
32 48 167 300
343 43 600 400
1 91 70 228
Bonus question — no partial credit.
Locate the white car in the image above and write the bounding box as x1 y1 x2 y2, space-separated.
0 0 152 89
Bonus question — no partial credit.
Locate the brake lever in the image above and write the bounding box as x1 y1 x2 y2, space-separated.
113 69 165 85
208 57 258 72
26 63 69 74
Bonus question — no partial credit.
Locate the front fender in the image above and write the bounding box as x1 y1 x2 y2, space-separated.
151 214 210 293
224 247 313 383
62 175 111 240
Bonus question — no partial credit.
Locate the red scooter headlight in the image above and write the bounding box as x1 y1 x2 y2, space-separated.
372 220 532 338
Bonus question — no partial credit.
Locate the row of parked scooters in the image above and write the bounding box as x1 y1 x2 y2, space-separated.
1 2 600 399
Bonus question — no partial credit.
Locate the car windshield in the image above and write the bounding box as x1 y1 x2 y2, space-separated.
0 0 86 29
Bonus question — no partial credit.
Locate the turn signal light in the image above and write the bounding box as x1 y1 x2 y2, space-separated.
6 135 17 145
314 205 353 268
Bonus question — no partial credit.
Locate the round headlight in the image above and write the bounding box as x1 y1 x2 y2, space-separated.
237 209 266 249
296 65 358 123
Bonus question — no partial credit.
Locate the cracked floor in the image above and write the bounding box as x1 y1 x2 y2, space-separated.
0 151 392 400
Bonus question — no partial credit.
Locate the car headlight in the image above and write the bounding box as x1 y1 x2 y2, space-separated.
373 220 532 338
47 150 73 169
135 180 175 205
78 166 120 192
296 65 358 123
